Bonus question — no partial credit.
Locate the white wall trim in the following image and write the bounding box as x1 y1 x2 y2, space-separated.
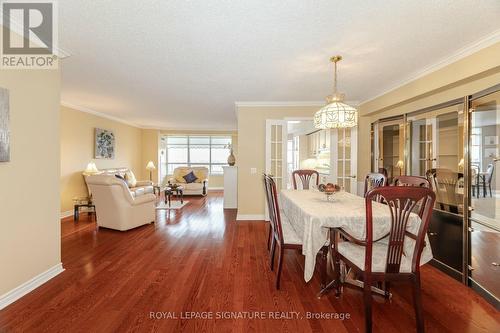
142 125 238 131
61 101 143 128
208 187 224 191
360 28 500 105
60 210 73 219
236 214 266 221
0 263 64 310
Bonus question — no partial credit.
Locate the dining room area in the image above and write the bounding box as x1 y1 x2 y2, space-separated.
258 81 500 332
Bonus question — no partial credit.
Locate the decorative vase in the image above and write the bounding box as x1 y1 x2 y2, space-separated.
227 148 236 166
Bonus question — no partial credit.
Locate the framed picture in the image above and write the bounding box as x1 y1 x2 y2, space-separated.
95 128 115 159
0 87 9 162
484 136 498 145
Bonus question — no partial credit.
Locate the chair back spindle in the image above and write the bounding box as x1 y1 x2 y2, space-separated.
292 169 319 190
364 173 387 199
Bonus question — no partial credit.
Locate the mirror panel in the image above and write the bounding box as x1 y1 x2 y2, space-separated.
469 90 500 301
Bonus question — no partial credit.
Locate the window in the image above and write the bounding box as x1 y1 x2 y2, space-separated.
471 127 482 167
162 135 232 176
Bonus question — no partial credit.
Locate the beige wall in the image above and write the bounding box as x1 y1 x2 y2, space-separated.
60 106 142 212
0 58 61 294
141 129 160 182
237 106 318 216
357 42 500 180
156 130 238 188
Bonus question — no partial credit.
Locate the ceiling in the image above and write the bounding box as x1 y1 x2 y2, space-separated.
59 0 500 130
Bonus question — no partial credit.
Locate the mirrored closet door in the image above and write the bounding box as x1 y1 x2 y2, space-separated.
468 88 500 304
406 102 465 277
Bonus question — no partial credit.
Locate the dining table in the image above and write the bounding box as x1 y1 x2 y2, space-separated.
279 189 434 282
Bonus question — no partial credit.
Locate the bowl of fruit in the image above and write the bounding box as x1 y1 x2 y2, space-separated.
318 183 341 201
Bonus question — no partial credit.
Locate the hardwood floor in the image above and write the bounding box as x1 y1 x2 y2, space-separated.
1 191 499 332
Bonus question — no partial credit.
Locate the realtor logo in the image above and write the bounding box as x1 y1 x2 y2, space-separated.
1 0 58 69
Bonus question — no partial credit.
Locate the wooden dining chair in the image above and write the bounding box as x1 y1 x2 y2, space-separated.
263 174 302 289
292 169 319 190
364 173 386 198
331 186 435 333
393 176 431 189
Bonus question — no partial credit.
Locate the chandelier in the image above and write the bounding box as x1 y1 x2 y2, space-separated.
314 55 358 129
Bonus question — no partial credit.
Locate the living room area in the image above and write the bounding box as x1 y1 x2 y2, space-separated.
60 104 238 231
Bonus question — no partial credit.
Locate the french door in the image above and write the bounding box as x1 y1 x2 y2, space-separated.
265 120 287 220
332 127 358 195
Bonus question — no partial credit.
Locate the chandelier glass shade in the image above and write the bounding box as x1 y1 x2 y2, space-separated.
314 56 358 129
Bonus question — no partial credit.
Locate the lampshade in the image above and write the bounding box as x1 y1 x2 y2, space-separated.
146 161 156 171
83 162 99 175
314 96 358 129
458 158 464 168
396 160 404 169
314 55 358 129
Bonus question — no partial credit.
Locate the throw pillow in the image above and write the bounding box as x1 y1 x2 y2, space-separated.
183 171 198 183
124 170 137 188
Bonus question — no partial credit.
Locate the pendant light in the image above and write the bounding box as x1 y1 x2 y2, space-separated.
314 55 358 129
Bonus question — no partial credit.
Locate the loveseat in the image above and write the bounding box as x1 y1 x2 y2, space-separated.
86 167 154 197
163 166 209 196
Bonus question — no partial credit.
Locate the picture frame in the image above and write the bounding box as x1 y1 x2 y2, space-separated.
484 135 498 145
95 128 115 159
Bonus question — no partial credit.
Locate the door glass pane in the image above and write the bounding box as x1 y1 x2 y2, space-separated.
471 90 500 226
470 89 500 301
409 104 464 213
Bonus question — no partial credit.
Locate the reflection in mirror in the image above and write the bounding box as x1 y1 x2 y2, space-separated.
373 118 404 183
408 104 464 213
469 89 500 302
471 91 500 229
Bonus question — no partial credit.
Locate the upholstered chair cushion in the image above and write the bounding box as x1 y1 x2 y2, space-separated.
337 235 432 273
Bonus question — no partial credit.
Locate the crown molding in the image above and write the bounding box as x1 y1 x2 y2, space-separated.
142 125 237 132
360 29 500 105
60 101 142 128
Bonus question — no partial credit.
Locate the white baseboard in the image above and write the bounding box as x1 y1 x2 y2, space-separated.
60 210 73 219
236 214 265 221
208 187 224 191
0 263 64 310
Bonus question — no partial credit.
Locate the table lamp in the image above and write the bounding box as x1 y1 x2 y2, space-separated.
83 162 99 176
395 160 404 176
146 161 156 181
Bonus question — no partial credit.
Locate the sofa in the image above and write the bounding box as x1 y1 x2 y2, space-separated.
86 168 154 197
86 175 156 231
163 166 209 196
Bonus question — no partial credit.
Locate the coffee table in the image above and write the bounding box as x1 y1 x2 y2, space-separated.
164 186 184 207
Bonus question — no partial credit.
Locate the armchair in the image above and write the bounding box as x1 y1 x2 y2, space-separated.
86 175 156 231
163 167 209 196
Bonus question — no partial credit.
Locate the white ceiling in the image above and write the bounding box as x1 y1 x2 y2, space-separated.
59 0 500 130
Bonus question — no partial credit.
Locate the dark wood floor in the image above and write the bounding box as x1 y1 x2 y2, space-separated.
1 192 499 332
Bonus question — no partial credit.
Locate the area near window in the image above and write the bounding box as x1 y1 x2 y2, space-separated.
159 135 232 181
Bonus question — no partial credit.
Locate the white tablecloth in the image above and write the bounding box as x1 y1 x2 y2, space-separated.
279 189 433 282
